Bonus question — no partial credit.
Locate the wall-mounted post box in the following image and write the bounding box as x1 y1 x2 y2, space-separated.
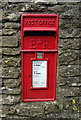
21 14 59 102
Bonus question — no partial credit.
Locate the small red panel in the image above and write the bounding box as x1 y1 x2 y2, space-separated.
21 14 59 102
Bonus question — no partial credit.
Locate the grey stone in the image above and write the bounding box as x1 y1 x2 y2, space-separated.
2 95 20 105
2 106 9 117
0 30 2 36
19 3 47 12
2 29 17 35
59 50 80 65
0 10 2 22
44 103 60 114
5 22 20 29
3 79 20 88
59 17 81 29
1 0 34 2
2 67 20 78
62 110 79 119
2 57 20 67
59 65 80 77
2 12 21 22
3 78 20 88
59 38 81 50
47 4 76 13
58 76 80 86
2 48 20 55
0 23 4 29
30 106 44 117
58 86 80 97
61 5 79 18
15 104 44 117
0 66 2 78
59 28 81 38
16 107 30 116
6 13 20 21
2 36 19 47
20 4 32 11
35 0 57 4
1 87 21 95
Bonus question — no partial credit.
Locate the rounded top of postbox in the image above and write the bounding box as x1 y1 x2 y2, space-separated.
21 14 58 17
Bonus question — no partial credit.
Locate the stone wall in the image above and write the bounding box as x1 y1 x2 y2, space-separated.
1 1 81 120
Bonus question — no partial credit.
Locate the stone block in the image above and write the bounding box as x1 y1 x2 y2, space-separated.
47 4 76 13
30 107 44 117
58 86 80 97
2 36 18 47
6 13 20 22
2 29 17 35
23 4 47 12
61 5 79 18
59 17 81 29
44 103 60 114
0 10 2 22
16 107 30 116
1 87 21 95
2 48 20 55
0 48 2 54
0 30 2 36
59 65 80 77
59 28 81 38
2 95 20 105
59 50 80 65
59 38 81 50
62 110 79 119
35 0 60 4
2 67 20 78
3 79 20 88
0 23 4 29
16 104 44 117
58 76 80 86
5 22 20 29
2 57 20 67
2 106 9 117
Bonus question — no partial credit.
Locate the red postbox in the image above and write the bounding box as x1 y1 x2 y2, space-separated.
21 14 59 102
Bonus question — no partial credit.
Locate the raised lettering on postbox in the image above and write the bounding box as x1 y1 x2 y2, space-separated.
24 18 56 27
26 20 55 25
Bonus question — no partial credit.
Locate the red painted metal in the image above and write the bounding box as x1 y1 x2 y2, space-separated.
21 14 59 102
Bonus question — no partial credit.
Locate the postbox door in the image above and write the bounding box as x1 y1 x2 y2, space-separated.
22 52 57 101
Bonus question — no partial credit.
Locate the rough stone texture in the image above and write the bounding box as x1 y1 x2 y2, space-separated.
59 28 81 38
2 36 19 47
59 50 80 65
59 38 81 50
3 79 20 88
2 67 20 78
2 48 20 55
59 65 80 77
2 95 21 105
2 29 17 35
1 1 81 120
1 87 21 95
2 57 20 67
5 22 20 29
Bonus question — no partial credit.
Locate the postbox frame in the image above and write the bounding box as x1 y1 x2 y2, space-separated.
21 14 59 102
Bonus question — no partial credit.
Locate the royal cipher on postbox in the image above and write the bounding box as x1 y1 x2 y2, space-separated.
21 14 59 102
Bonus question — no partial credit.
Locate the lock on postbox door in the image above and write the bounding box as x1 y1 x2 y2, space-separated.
21 14 59 102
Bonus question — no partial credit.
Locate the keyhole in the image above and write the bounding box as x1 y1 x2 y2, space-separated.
29 75 31 78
